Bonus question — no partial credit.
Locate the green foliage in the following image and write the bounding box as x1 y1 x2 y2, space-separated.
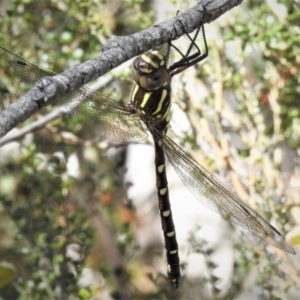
0 150 94 298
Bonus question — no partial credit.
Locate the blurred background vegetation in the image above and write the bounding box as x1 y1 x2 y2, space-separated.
0 0 299 299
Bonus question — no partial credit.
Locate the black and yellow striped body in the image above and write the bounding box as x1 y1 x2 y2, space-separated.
130 84 171 131
130 50 171 131
154 139 180 287
130 50 180 287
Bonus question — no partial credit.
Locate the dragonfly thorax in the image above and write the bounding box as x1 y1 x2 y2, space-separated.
130 50 172 131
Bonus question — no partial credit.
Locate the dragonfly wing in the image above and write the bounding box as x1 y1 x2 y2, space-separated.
62 92 147 143
0 46 147 143
0 46 55 81
149 127 295 254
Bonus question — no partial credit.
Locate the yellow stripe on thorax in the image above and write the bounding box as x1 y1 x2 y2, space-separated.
131 85 139 102
161 105 171 122
152 89 168 116
140 91 152 108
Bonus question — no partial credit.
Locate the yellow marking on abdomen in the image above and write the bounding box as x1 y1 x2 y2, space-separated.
169 250 178 255
162 210 170 217
157 164 165 173
159 188 167 195
167 231 175 237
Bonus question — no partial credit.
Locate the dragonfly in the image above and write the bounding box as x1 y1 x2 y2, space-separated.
0 15 295 289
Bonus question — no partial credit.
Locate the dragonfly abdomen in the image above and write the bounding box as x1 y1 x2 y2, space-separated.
154 138 180 288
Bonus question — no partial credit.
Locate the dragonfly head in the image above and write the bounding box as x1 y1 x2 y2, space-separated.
131 50 170 91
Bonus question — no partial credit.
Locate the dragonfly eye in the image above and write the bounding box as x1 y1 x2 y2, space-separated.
133 68 168 90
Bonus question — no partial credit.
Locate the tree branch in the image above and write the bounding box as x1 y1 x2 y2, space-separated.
0 0 243 139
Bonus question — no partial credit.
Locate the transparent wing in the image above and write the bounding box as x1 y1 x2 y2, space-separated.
0 46 147 143
61 89 147 143
149 126 295 254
